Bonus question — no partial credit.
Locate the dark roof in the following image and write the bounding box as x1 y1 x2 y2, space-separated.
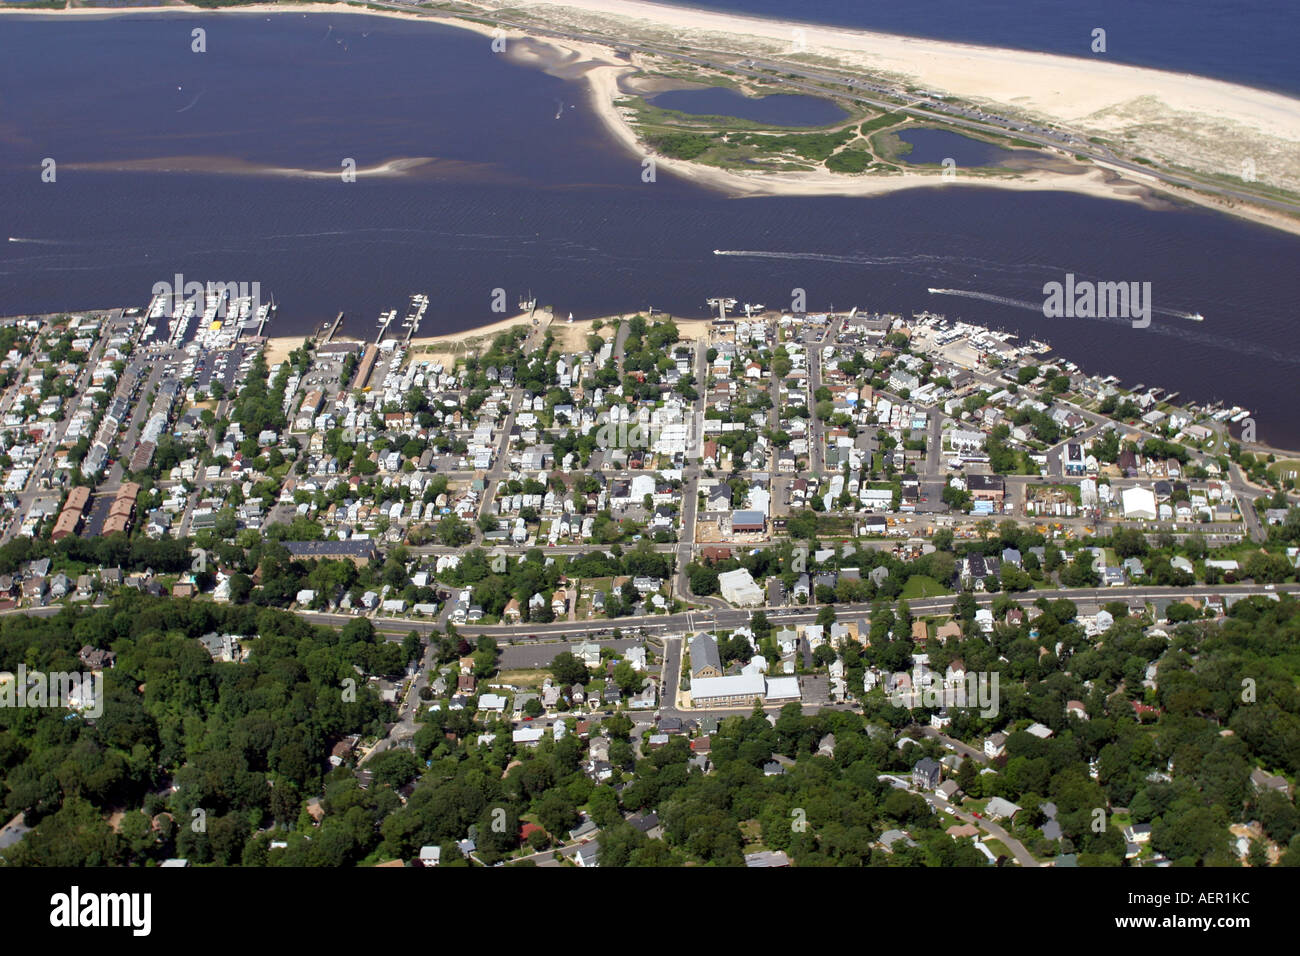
627 812 660 833
689 633 721 673
966 474 1005 492
282 539 377 560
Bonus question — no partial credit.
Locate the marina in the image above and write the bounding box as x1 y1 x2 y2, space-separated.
377 293 428 346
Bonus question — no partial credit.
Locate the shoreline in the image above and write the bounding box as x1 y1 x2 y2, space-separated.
3 1 1298 235
256 304 1297 460
6 302 1296 455
263 308 712 367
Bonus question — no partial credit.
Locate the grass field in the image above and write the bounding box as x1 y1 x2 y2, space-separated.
1267 459 1300 483
902 575 953 599
496 669 551 688
981 838 1011 860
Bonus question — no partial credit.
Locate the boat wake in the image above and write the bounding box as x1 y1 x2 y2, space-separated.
925 288 1295 364
927 287 1042 312
713 252 1209 326
711 248 1075 283
176 90 205 114
713 248 1025 270
928 287 1206 322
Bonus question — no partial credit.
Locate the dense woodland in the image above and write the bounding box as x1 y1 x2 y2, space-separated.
0 594 389 865
1 589 1298 866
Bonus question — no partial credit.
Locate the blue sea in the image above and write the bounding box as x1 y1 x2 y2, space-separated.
668 0 1300 95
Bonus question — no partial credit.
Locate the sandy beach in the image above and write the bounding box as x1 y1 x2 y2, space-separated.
408 307 713 365
510 0 1300 230
262 306 713 370
5 0 1298 233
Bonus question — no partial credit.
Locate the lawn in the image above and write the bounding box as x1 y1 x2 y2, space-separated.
496 669 551 688
1267 459 1300 482
981 838 1012 860
902 575 953 599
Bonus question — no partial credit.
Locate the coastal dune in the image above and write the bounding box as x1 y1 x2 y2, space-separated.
509 0 1300 230
523 0 1300 136
507 26 1162 209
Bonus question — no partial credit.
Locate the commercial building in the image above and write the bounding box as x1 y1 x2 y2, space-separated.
689 633 723 679
1122 486 1158 520
966 474 1006 504
689 672 766 707
282 539 378 565
730 510 766 535
718 567 764 606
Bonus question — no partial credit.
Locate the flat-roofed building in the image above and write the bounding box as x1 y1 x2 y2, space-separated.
718 567 764 606
282 539 378 565
689 672 766 707
731 509 766 534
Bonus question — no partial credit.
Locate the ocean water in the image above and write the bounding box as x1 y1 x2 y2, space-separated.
673 0 1300 95
0 12 1298 445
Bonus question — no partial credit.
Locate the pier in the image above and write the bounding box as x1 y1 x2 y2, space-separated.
402 294 428 345
376 294 427 346
323 311 344 345
254 296 274 338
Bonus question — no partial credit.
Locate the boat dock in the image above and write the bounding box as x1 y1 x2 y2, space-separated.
402 293 428 345
322 311 344 344
375 309 398 344
255 298 274 338
376 293 428 346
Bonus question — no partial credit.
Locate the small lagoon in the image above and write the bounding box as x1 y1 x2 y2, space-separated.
893 128 1030 167
649 87 848 127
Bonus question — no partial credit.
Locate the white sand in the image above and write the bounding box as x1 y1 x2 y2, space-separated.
520 0 1300 138
511 0 1300 230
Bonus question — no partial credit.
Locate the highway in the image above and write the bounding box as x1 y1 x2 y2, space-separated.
13 582 1289 641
